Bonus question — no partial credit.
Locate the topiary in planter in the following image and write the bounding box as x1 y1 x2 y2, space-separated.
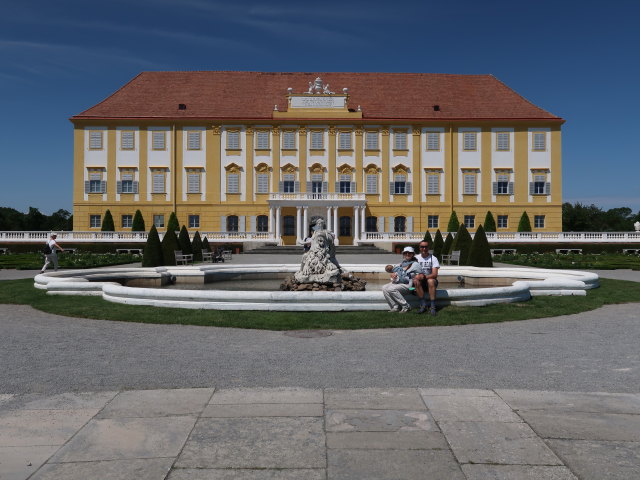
161 229 180 266
483 211 496 232
192 231 203 262
468 225 493 267
142 225 163 267
518 211 532 232
132 210 145 232
167 212 180 233
447 211 460 233
442 232 454 255
433 230 444 261
452 224 473 265
101 210 115 231
178 225 193 255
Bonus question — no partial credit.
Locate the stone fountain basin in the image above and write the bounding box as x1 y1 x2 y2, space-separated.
34 265 599 311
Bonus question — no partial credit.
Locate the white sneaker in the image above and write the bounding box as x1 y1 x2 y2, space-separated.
399 305 411 313
388 306 400 312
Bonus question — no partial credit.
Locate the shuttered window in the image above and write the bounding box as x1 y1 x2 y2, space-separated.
187 173 200 193
365 131 378 150
282 131 296 149
394 216 406 232
89 130 103 150
464 174 476 194
426 132 440 151
257 215 269 232
394 174 406 194
463 132 477 151
533 132 546 151
310 131 323 149
152 131 166 150
366 174 377 194
187 131 201 150
282 173 295 193
152 172 165 193
394 131 407 150
365 216 378 232
121 130 135 150
227 131 240 149
88 173 102 193
256 173 269 193
256 131 269 149
338 131 351 149
227 215 239 232
427 174 439 194
121 173 134 193
533 174 546 194
338 174 352 193
227 173 239 194
496 132 510 151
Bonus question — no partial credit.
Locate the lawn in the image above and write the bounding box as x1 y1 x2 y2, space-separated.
495 252 640 270
0 277 638 330
0 252 142 270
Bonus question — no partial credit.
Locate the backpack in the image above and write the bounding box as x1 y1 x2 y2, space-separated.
43 243 52 255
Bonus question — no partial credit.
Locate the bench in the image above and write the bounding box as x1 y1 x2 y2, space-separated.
441 250 461 266
623 249 640 255
174 250 193 265
116 248 143 255
491 248 517 256
222 250 232 261
555 248 582 255
202 249 224 263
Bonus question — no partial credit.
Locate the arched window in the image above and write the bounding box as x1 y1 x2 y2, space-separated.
394 216 406 233
283 216 295 236
365 216 378 232
339 216 351 236
256 215 269 232
227 215 239 232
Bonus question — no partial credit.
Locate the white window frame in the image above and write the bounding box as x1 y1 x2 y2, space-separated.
428 215 438 229
534 215 545 228
394 174 407 194
310 131 323 149
120 173 135 193
227 130 240 150
256 130 269 149
89 130 103 150
339 174 352 193
394 131 407 150
464 215 475 229
153 215 165 228
188 215 200 228
426 132 440 151
282 131 296 149
88 172 103 193
496 131 510 151
152 131 166 150
282 173 295 193
365 131 378 150
497 215 508 229
121 215 133 228
187 131 201 150
463 132 477 151
533 132 546 151
338 131 351 150
90 215 101 228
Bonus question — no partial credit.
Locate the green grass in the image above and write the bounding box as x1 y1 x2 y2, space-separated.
0 252 141 270
1 277 639 330
496 252 640 270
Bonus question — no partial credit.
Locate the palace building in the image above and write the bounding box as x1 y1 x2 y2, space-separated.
71 71 563 246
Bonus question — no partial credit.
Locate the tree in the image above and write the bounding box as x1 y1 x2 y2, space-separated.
0 207 26 230
483 211 496 232
161 229 180 266
202 236 211 252
423 230 433 246
25 207 47 231
49 209 72 231
132 210 145 231
518 211 532 232
142 225 163 267
167 212 179 233
178 225 193 255
447 211 460 233
452 224 473 265
442 232 454 256
468 225 493 267
192 231 203 262
432 229 444 261
101 209 115 231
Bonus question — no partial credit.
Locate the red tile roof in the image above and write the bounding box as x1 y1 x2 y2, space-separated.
72 71 562 122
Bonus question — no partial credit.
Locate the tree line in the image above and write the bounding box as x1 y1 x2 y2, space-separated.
0 207 72 231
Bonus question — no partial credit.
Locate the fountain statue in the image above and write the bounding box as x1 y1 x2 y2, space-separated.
635 221 640 232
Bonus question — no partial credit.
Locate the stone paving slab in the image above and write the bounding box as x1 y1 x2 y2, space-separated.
546 439 640 480
519 410 640 441
421 392 523 422
0 445 59 480
326 409 437 432
97 387 213 418
461 464 578 479
202 402 323 417
419 388 497 397
326 431 449 450
3 391 117 411
209 387 322 404
497 389 640 414
325 387 426 410
167 469 327 480
31 458 174 480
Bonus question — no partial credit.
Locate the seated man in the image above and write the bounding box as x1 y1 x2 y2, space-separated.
413 240 440 315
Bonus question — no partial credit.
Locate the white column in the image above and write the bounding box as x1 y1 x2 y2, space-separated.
303 207 309 238
361 205 366 239
275 207 282 245
296 206 302 243
333 206 339 245
354 206 360 244
269 206 275 240
326 206 332 232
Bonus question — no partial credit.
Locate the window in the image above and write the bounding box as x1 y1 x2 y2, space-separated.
463 174 477 194
187 131 201 150
282 131 296 149
310 173 323 194
283 216 295 236
533 132 546 151
497 215 508 228
118 172 137 194
121 215 132 228
227 131 240 149
153 215 165 228
338 131 351 149
339 216 351 236
227 173 239 194
187 172 201 193
189 215 200 228
496 132 510 151
394 216 406 233
152 171 165 193
393 174 407 195
152 131 166 150
365 131 378 150
121 130 135 150
463 132 477 151
282 173 296 193
428 215 438 229
365 216 378 232
256 131 269 149
464 215 475 228
256 173 269 193
227 215 239 232
427 174 439 194
338 174 352 193
394 131 407 150
90 215 101 228
366 174 378 194
89 130 103 150
534 215 545 228
257 215 269 232
310 131 323 149
494 174 512 195
87 172 104 193
531 174 549 195
426 132 440 151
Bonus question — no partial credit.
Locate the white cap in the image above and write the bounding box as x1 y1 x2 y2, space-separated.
402 246 415 254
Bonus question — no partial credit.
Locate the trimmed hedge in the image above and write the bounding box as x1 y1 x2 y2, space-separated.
161 229 180 266
447 211 460 233
142 225 163 267
178 225 193 255
468 225 493 267
433 230 444 261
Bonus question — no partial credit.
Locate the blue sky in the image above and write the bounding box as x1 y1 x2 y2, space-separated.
1 0 639 215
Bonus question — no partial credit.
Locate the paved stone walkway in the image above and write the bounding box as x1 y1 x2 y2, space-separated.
1 387 639 479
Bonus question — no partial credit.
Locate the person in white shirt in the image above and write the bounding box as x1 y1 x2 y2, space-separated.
41 233 64 273
414 240 440 315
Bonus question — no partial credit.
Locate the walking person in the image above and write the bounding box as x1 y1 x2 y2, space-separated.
413 240 440 315
41 233 64 273
382 247 421 313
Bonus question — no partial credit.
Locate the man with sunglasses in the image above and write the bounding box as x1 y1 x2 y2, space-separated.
414 241 440 315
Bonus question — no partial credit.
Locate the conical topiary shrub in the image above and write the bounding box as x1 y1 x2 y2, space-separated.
442 232 454 256
447 211 460 233
178 225 193 255
433 229 444 261
101 209 115 231
132 210 145 232
192 231 203 262
423 230 433 246
483 211 496 232
161 228 180 266
202 236 211 252
518 211 532 232
167 212 180 233
468 225 493 267
452 224 473 265
142 225 163 267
